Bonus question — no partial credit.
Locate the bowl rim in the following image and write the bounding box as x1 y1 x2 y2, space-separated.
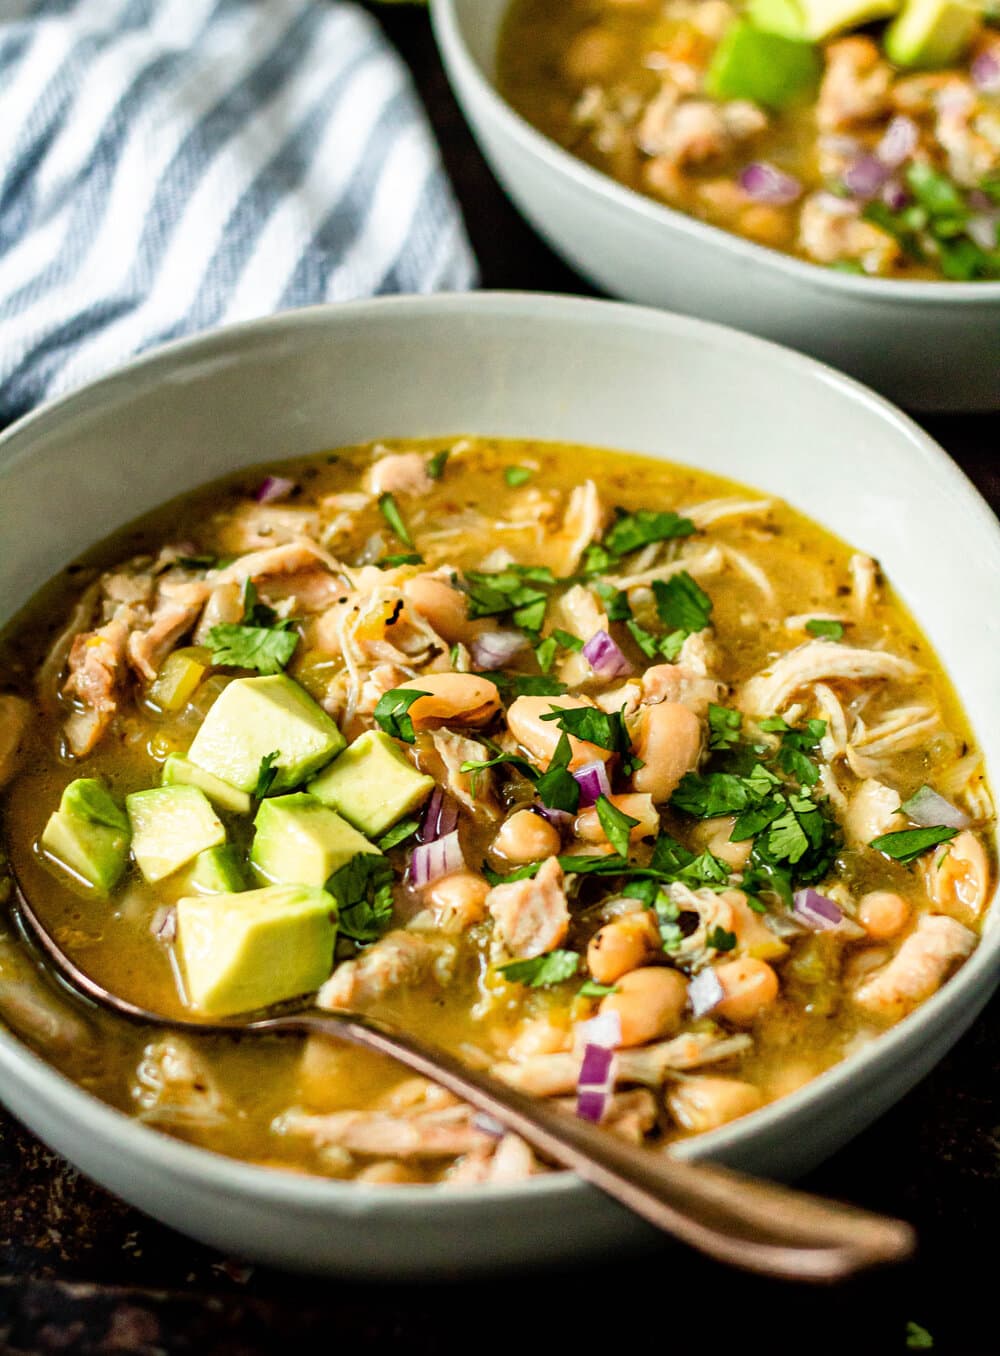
0 289 998 1220
430 0 1000 306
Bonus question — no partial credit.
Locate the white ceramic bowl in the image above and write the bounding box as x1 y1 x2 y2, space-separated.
0 294 998 1276
431 0 1000 412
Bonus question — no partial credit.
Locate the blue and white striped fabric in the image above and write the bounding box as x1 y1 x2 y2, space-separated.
0 0 477 424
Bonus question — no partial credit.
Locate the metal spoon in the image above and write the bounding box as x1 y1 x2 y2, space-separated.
8 878 913 1281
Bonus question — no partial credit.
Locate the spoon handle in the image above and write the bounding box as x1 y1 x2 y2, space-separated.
257 1009 914 1281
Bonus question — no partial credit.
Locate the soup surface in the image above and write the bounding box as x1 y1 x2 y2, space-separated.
498 0 1000 280
0 437 993 1185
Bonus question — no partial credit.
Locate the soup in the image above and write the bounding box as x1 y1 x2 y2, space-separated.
0 437 992 1185
498 0 1000 280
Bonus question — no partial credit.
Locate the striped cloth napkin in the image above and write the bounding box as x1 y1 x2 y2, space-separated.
0 0 476 425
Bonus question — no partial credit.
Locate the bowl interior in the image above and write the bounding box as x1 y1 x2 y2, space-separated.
0 294 998 1266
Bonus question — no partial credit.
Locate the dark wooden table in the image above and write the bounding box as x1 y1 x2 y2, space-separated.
2 8 998 1353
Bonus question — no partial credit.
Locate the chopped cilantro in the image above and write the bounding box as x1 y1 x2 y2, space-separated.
708 704 741 752
482 861 542 887
378 552 424 569
551 628 584 652
535 636 557 673
252 751 280 800
206 621 298 675
535 732 581 813
805 618 844 640
595 795 639 857
652 571 713 635
539 704 640 774
601 509 696 559
705 926 737 952
328 853 395 944
378 491 414 547
504 465 532 487
463 565 555 638
624 618 663 659
497 950 580 987
905 1321 934 1351
241 578 278 628
372 688 430 745
869 825 957 865
579 979 618 998
176 553 224 570
427 449 449 480
592 581 632 622
906 162 964 216
377 818 421 852
480 672 568 700
459 750 538 795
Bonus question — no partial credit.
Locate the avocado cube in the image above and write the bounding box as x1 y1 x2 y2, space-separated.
176 884 337 1016
749 0 900 40
173 844 247 896
251 793 378 888
162 753 252 815
186 675 345 795
39 779 130 897
127 785 226 884
705 20 821 110
307 731 435 838
884 0 980 69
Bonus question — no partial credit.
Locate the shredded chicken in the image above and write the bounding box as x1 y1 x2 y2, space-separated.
275 1104 492 1159
738 641 920 716
488 857 570 960
494 1031 752 1096
367 450 435 498
853 914 976 1021
817 37 893 131
62 609 133 755
131 1037 229 1128
317 932 454 1011
127 581 208 681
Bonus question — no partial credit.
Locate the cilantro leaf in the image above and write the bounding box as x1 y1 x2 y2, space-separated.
497 950 580 987
869 825 957 865
378 492 414 547
535 732 581 813
373 688 430 744
459 750 538 795
766 808 810 864
625 618 662 659
504 465 532 487
377 818 421 852
602 509 696 558
905 1321 934 1351
592 581 632 622
708 704 741 752
672 771 752 818
206 622 298 675
378 552 424 569
534 636 557 673
463 565 555 638
427 450 449 480
241 578 278 628
480 672 568 699
539 704 638 773
579 979 618 997
652 571 712 635
705 926 737 952
328 853 395 943
805 618 844 640
595 795 639 857
483 861 542 886
253 751 280 800
551 628 584 652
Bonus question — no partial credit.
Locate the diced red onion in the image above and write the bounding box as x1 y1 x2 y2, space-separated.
688 966 725 1018
967 213 1000 251
417 787 459 844
575 1010 621 1125
881 179 910 212
470 629 527 672
792 888 842 931
151 905 176 942
842 154 891 200
582 629 633 680
577 1009 621 1051
533 803 573 830
813 191 860 218
739 161 802 205
876 116 919 169
972 49 1000 93
255 475 296 505
472 1112 506 1139
904 786 970 831
408 829 464 887
572 759 612 809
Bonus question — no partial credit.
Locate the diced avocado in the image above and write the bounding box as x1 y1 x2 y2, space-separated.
251 793 378 888
176 884 337 1016
884 0 980 68
186 674 345 795
307 731 434 838
162 753 252 815
149 646 210 712
749 0 900 41
127 785 226 884
173 844 247 896
39 779 130 897
705 20 822 110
